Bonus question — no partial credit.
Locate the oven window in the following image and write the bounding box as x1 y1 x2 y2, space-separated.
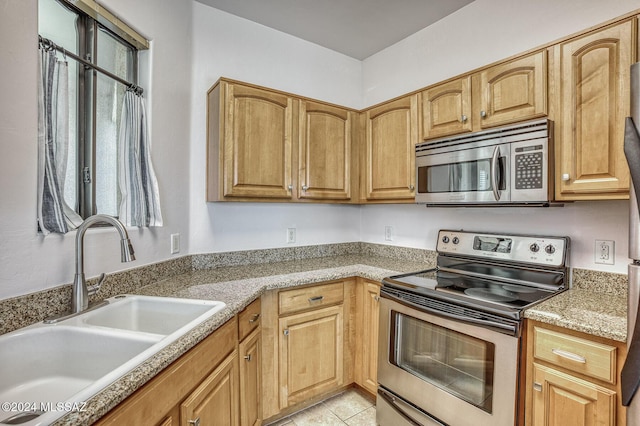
417 158 505 194
390 311 495 413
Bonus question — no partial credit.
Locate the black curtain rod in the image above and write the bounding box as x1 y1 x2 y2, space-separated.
38 35 143 95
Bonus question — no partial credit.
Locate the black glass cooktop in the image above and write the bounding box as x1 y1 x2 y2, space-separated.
382 267 563 318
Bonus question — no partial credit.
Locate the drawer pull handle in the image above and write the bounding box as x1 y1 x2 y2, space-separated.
249 313 260 323
189 418 201 426
551 348 586 363
533 382 542 392
244 354 252 362
308 296 324 303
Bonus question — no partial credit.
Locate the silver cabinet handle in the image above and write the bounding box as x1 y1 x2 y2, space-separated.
461 115 467 123
244 354 252 362
288 184 293 190
283 329 289 336
249 313 260 323
409 184 415 191
374 295 380 302
561 173 570 181
308 295 324 303
533 382 543 392
481 110 487 118
189 418 201 426
302 185 309 191
551 348 586 363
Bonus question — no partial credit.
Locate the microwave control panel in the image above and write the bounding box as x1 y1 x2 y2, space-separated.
437 230 569 267
514 144 543 190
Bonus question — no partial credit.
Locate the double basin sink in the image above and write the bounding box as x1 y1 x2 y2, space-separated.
0 295 226 426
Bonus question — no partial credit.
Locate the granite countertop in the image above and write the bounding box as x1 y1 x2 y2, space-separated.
51 253 628 425
55 254 430 426
524 288 627 342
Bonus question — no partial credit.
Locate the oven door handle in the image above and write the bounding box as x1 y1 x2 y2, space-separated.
378 387 446 426
382 291 519 336
491 145 501 201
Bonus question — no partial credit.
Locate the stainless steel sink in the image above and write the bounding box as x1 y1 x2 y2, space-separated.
0 295 226 426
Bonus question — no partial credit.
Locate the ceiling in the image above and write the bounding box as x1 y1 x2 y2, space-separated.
195 0 475 60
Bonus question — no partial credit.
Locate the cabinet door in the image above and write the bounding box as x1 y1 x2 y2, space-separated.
363 95 418 201
298 101 353 200
531 363 616 426
279 305 344 408
359 280 380 395
421 76 472 139
478 51 547 128
554 20 634 200
222 82 294 199
181 350 239 426
239 328 261 426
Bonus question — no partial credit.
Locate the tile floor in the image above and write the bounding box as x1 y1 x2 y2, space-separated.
266 388 376 426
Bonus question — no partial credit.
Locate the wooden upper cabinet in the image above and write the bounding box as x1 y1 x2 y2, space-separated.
421 51 547 140
207 80 294 201
421 76 472 139
362 94 418 201
298 100 353 200
477 51 547 128
553 19 635 200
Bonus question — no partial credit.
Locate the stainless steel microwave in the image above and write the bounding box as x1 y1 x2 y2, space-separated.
415 118 553 206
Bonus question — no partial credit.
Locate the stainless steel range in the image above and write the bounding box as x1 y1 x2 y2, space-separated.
377 230 569 426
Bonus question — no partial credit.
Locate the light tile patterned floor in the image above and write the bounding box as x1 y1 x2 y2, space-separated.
266 388 376 426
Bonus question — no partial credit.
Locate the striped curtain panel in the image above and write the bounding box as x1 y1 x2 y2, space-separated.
118 90 163 227
37 47 83 234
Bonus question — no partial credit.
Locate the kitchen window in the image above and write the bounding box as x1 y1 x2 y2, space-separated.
38 0 148 219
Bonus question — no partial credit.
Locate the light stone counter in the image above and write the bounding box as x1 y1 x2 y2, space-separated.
523 269 628 342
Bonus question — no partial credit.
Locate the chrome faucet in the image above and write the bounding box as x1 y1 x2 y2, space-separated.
72 214 135 313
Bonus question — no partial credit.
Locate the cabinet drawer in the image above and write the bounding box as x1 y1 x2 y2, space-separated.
279 282 344 315
533 326 617 383
238 298 261 341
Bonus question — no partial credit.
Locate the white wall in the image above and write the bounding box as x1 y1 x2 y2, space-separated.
361 202 629 273
363 0 640 105
188 4 363 254
0 0 193 300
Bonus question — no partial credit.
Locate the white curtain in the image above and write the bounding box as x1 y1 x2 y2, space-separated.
118 90 163 227
37 46 83 234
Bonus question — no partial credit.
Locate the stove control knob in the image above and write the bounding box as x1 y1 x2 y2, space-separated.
545 244 556 254
529 243 540 253
441 236 450 244
452 237 460 244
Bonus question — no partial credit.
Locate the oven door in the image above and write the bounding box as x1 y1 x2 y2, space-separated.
416 142 510 204
377 296 520 426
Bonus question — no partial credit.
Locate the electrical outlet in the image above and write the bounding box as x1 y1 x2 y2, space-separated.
170 233 180 254
595 240 614 265
287 227 296 244
385 225 393 241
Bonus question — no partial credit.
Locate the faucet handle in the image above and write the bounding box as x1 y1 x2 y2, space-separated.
87 273 106 296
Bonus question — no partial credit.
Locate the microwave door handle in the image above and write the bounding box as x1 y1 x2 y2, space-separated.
491 146 501 201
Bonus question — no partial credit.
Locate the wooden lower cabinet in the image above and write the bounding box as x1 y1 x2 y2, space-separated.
261 279 356 421
531 363 615 426
524 320 627 426
355 278 380 395
181 350 240 426
239 327 262 426
278 304 344 407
